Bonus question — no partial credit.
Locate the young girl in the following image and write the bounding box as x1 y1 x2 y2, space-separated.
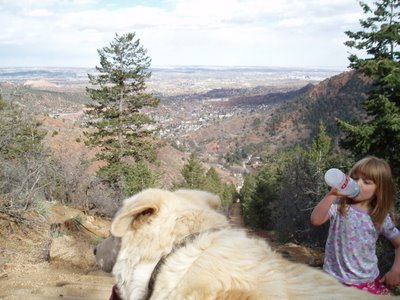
311 156 400 295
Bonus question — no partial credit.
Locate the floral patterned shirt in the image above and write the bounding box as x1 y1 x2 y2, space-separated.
323 201 400 284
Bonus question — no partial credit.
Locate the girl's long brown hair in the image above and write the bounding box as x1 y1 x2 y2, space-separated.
338 156 396 226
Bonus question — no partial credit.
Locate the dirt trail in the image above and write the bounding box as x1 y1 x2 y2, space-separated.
228 201 245 228
1 266 114 300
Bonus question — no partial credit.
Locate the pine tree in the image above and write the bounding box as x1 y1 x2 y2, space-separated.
180 153 206 189
203 167 222 194
240 147 284 229
337 0 400 181
173 153 236 208
203 167 236 208
122 160 159 197
0 99 45 159
309 122 332 164
84 32 160 190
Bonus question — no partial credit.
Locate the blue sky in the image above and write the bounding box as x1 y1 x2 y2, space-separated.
0 0 369 69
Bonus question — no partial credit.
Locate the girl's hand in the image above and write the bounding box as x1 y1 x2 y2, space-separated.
328 188 341 196
328 188 348 198
381 269 400 288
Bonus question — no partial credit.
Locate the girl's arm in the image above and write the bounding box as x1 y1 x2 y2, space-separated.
310 189 338 226
381 235 400 288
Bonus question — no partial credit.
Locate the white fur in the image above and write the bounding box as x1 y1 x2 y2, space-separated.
111 188 394 299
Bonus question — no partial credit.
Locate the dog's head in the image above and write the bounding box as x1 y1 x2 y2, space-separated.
94 189 227 273
111 188 227 257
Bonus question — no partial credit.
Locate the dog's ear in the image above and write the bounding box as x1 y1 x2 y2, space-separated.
111 204 159 237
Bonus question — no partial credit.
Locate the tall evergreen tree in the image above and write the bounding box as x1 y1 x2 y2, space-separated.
174 154 235 208
84 32 160 191
203 167 236 208
337 0 400 181
272 125 351 245
240 147 284 229
179 153 206 189
204 167 222 194
122 160 159 197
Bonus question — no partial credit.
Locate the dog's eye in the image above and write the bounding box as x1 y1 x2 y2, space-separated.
141 208 154 216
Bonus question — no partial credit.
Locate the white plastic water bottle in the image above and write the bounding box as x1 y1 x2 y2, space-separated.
324 168 360 198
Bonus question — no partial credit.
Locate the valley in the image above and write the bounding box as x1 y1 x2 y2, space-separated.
0 66 343 189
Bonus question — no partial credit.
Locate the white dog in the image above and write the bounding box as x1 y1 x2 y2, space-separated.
110 188 395 299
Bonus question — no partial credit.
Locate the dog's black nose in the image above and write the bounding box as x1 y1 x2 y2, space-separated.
93 247 97 256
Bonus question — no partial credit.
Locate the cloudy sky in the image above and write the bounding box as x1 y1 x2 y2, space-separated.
0 0 368 70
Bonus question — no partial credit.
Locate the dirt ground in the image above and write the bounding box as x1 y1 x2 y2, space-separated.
0 201 324 300
0 203 115 300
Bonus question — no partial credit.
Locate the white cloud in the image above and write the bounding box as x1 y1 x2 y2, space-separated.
26 9 54 17
0 0 369 68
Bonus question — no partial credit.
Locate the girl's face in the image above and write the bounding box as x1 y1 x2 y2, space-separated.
353 176 377 204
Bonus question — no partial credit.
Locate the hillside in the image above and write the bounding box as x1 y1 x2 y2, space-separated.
170 70 371 165
268 70 371 141
219 83 314 107
0 82 89 115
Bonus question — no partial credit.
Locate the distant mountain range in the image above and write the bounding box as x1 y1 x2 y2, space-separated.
0 66 342 84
